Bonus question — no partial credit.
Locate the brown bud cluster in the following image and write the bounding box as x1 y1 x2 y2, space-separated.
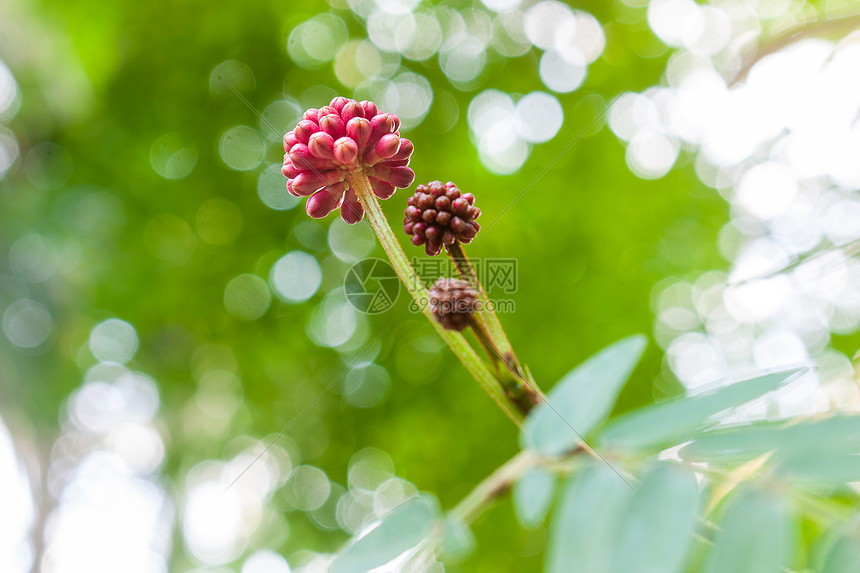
404 181 481 256
429 278 478 332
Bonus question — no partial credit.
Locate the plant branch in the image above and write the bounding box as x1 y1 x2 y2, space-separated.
733 11 860 84
450 450 539 524
445 241 525 377
349 171 525 424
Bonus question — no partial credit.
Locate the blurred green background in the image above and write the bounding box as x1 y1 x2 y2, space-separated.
2 0 834 570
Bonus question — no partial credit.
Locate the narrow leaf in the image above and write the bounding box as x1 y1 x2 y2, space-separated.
546 462 634 573
512 466 556 529
822 536 860 573
438 516 475 563
702 487 796 573
598 367 807 453
522 335 647 456
680 415 860 463
777 453 860 484
330 496 436 573
611 463 699 573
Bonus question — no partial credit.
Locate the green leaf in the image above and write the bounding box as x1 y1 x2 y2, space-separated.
546 462 634 573
822 536 860 573
680 415 860 463
598 367 807 453
703 487 796 573
521 335 647 456
777 453 860 484
330 496 437 573
611 463 699 573
438 515 475 563
512 466 556 529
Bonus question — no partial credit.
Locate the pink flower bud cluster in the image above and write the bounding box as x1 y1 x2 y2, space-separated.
404 181 481 256
282 97 415 224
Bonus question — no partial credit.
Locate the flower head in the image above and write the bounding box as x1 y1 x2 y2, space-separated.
282 97 415 224
404 181 481 256
429 278 478 331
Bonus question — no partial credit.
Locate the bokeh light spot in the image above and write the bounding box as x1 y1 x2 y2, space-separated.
2 299 52 349
209 60 255 99
257 164 299 211
150 133 198 180
270 251 322 303
89 318 139 364
224 274 271 320
219 126 264 171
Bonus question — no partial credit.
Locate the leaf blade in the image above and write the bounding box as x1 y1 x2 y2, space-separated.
546 462 634 573
598 367 807 453
822 536 860 573
703 487 796 573
522 335 647 456
330 496 436 573
680 415 860 463
610 463 700 573
512 466 556 529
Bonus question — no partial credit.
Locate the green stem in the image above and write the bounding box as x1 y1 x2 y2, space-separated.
450 450 538 524
349 171 524 424
445 241 525 377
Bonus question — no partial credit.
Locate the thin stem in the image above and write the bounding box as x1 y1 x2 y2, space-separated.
733 11 860 84
450 450 539 524
445 241 526 378
467 316 501 373
349 171 524 424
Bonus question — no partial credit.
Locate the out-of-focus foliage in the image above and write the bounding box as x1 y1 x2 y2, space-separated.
1 0 860 571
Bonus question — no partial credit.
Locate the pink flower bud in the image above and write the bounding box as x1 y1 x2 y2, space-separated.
374 134 401 160
306 182 346 219
360 100 378 118
340 186 364 224
282 162 299 179
282 97 413 220
308 132 335 160
319 114 346 139
333 137 358 165
391 138 413 162
284 132 298 150
294 120 318 144
330 97 349 113
388 166 414 188
289 143 328 171
346 117 371 151
341 101 364 122
369 114 396 145
292 172 326 195
370 178 396 199
303 108 319 123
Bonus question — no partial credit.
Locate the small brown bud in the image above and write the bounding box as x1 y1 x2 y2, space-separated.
429 278 478 332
